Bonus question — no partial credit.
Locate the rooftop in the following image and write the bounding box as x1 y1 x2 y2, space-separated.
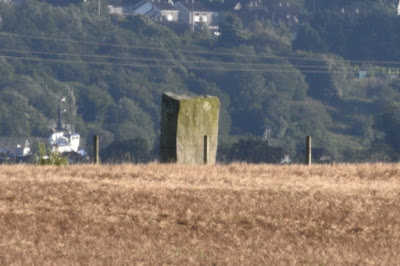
151 0 178 10
175 0 215 12
132 0 178 11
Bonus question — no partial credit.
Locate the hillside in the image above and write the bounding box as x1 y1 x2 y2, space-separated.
1 163 400 264
0 0 400 162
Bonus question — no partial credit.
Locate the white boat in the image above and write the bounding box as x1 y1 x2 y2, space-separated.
15 140 32 157
49 131 80 153
48 98 84 155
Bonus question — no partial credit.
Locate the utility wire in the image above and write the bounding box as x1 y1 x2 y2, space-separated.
0 54 357 74
0 48 363 71
2 31 400 66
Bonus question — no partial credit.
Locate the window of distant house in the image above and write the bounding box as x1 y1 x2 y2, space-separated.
194 15 200 22
167 14 173 21
201 15 207 22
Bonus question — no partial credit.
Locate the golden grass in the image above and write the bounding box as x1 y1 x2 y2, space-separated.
1 163 400 265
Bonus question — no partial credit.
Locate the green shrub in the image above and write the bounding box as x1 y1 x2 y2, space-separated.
36 142 68 166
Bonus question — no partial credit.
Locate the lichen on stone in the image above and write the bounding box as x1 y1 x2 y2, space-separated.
160 92 220 164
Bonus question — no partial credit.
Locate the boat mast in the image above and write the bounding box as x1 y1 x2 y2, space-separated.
56 98 66 131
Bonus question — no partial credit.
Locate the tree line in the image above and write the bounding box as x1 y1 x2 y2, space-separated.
0 0 399 163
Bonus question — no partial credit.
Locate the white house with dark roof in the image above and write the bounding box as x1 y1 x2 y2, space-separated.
397 0 400 15
174 0 219 29
0 0 21 4
109 0 179 22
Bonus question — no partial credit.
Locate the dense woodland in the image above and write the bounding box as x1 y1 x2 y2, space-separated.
1 0 400 162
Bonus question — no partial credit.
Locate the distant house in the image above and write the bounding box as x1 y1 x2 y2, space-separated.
358 70 367 79
0 0 21 4
109 0 179 22
174 0 219 30
398 0 400 15
234 0 270 11
233 0 300 36
280 152 292 164
312 148 335 163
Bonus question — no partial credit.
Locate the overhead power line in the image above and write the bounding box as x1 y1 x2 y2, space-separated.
0 54 356 74
1 31 400 66
0 48 361 71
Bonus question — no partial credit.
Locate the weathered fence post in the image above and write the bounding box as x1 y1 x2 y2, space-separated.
93 135 99 164
306 135 312 165
204 135 209 164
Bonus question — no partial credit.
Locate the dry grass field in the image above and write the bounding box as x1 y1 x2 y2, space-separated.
1 163 400 265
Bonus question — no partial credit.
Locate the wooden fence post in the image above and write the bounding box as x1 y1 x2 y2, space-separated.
306 135 312 165
204 135 209 164
93 135 99 164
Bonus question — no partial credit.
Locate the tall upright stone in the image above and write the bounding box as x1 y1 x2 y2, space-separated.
160 92 220 164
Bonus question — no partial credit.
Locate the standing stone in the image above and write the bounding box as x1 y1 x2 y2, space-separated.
160 92 220 164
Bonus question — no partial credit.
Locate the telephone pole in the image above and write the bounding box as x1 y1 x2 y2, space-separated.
191 0 194 32
312 0 315 16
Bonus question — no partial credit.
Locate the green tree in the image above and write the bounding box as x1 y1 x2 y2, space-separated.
108 98 156 146
77 85 115 124
218 13 247 47
250 22 291 53
374 102 400 152
223 71 266 109
0 58 15 86
293 23 328 53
